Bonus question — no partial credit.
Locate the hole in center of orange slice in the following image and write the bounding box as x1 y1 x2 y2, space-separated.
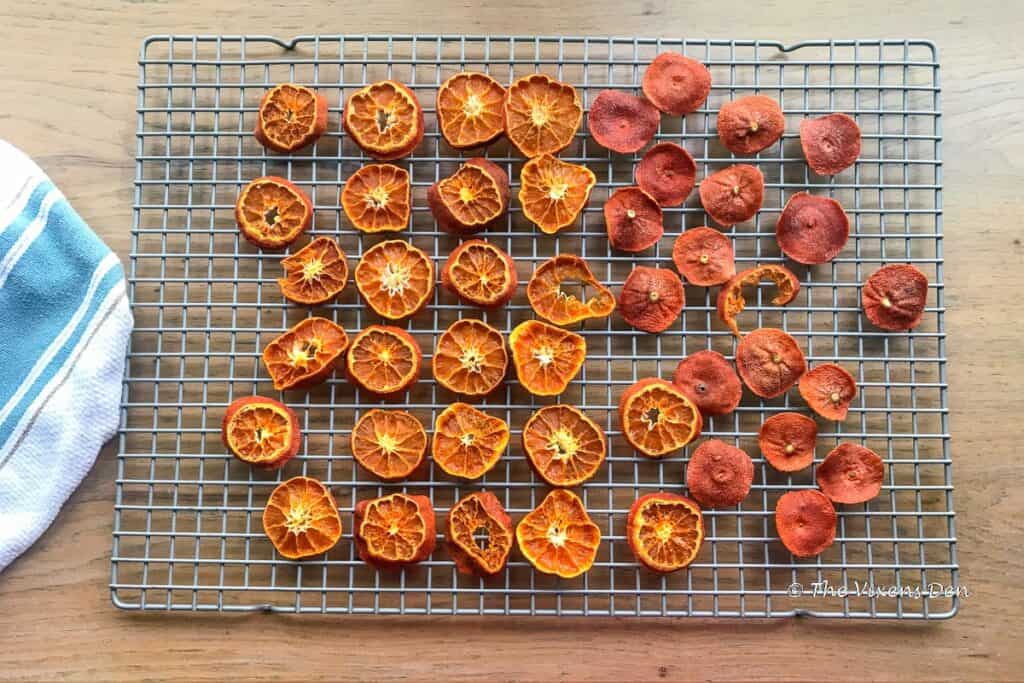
509 320 586 396
619 378 703 458
519 154 596 235
432 402 510 480
254 84 328 153
235 176 313 250
527 254 615 325
446 492 513 576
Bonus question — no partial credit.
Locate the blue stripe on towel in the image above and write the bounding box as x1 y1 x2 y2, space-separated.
0 180 55 252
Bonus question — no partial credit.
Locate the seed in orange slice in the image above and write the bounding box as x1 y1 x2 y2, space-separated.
671 350 743 417
605 187 664 252
862 264 929 331
758 412 817 472
672 227 736 287
222 396 301 470
340 163 411 233
446 491 514 577
775 489 836 557
350 409 427 481
618 266 685 333
588 89 660 154
427 157 509 234
800 113 861 176
776 192 850 265
686 439 754 508
522 404 606 487
346 325 422 397
504 74 583 157
432 402 510 480
519 153 596 234
619 378 702 457
635 142 698 207
437 72 507 149
717 95 785 155
508 320 586 396
254 83 329 153
432 319 508 397
516 489 601 579
235 176 312 250
642 53 712 116
735 327 807 399
354 492 436 568
699 164 764 227
343 80 425 160
262 317 349 391
354 239 435 320
262 476 342 560
526 254 616 325
716 264 801 338
440 239 518 308
277 237 349 305
799 363 858 421
627 492 704 573
816 443 885 504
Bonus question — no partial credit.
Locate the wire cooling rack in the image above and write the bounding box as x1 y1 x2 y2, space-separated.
111 35 955 618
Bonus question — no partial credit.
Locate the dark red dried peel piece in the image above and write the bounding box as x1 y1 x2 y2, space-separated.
800 113 861 176
605 187 665 252
642 53 712 116
735 327 807 399
775 489 836 557
717 95 785 155
699 164 764 227
816 443 885 504
671 350 742 417
618 266 685 333
589 90 660 154
686 439 754 508
671 227 735 287
775 192 850 265
758 412 817 472
635 143 697 207
798 363 857 420
862 264 929 331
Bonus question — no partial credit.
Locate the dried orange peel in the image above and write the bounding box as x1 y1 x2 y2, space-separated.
716 264 801 337
440 239 518 308
526 254 616 325
278 237 348 305
343 80 424 160
619 378 702 457
341 164 411 233
222 396 301 470
354 492 436 568
262 317 349 391
432 318 508 397
235 176 312 250
346 325 422 396
262 476 342 560
432 402 510 480
627 492 704 572
446 491 514 576
504 73 583 157
522 404 606 487
519 154 596 234
437 72 507 149
509 320 586 396
350 409 427 481
427 157 509 234
354 239 435 320
254 83 328 153
516 489 601 579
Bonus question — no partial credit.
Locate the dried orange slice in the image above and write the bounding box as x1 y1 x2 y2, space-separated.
221 396 300 470
504 74 583 157
432 319 508 396
340 164 411 233
440 239 518 308
522 405 606 487
516 489 600 579
427 158 509 234
346 325 422 396
519 154 596 234
432 402 509 480
636 142 698 208
799 363 858 421
627 492 704 573
343 80 424 160
350 409 427 481
446 491 514 576
618 266 685 334
353 493 436 568
262 476 342 560
437 72 507 149
254 83 329 153
716 264 801 338
604 187 664 252
526 254 615 325
619 378 702 457
508 320 586 396
277 237 348 305
262 317 349 391
235 176 312 249
354 239 435 320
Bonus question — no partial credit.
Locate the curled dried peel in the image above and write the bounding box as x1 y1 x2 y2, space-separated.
341 164 411 233
432 402 509 480
509 320 586 396
235 176 312 250
343 80 425 160
354 239 435 320
432 318 508 396
222 396 301 470
504 74 583 157
278 237 348 305
446 491 514 576
522 404 607 487
354 492 436 568
627 492 704 572
516 488 601 579
716 264 800 337
262 476 342 560
519 154 596 234
346 325 422 396
440 239 518 308
350 409 427 481
437 72 506 149
619 378 702 457
254 84 328 153
526 254 616 325
261 317 349 391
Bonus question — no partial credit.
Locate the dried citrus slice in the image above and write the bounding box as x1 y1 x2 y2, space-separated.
446 491 514 576
221 396 301 470
526 254 616 325
427 157 509 234
799 363 857 421
262 317 349 391
519 154 596 234
636 142 698 207
717 95 785 155
618 266 684 333
862 264 929 331
262 476 342 560
817 443 885 504
437 72 507 149
775 489 836 557
800 113 861 176
604 187 664 253
254 83 329 153
776 192 850 265
671 350 743 417
522 405 607 487
716 264 801 338
619 378 702 457
354 239 435 320
432 402 509 479
235 176 312 249
350 409 427 481
516 489 600 579
277 237 349 305
343 80 425 160
672 227 736 287
432 319 508 396
508 320 586 396
642 53 712 116
340 163 411 233
440 239 518 308
588 89 660 154
346 325 422 396
504 74 583 157
758 412 817 472
735 327 807 399
627 492 704 572
686 439 754 508
353 493 436 568
699 164 764 227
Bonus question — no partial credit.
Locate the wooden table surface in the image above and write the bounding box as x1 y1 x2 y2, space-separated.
1 1 1022 680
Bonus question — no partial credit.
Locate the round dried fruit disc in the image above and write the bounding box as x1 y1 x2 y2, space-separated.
516 489 601 579
619 378 703 457
627 492 704 573
343 80 425 160
671 350 743 417
354 493 436 568
588 89 660 154
440 239 518 308
518 154 596 234
816 443 885 504
350 409 427 481
254 83 329 153
716 95 785 155
715 264 801 337
861 264 929 331
798 363 858 421
735 327 807 399
235 176 313 250
341 164 412 233
504 74 583 157
262 476 342 560
636 142 698 207
618 266 685 333
758 412 817 472
261 317 349 391
427 157 509 234
508 320 586 396
775 192 850 265
446 491 514 576
800 113 861 176
605 186 664 252
526 254 616 325
432 318 508 396
221 396 301 470
686 439 755 508
775 489 836 558
698 164 764 226
436 72 507 149
354 239 435 320
346 325 422 396
672 227 736 287
278 237 349 305
522 404 607 487
641 53 712 116
432 402 509 480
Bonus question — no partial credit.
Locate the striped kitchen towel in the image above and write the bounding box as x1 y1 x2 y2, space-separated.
0 139 132 572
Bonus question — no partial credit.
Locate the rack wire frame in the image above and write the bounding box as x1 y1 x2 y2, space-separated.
111 34 956 618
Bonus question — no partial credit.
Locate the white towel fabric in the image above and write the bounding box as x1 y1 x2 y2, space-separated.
0 139 132 572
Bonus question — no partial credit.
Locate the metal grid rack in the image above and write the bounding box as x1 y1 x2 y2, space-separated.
111 34 955 618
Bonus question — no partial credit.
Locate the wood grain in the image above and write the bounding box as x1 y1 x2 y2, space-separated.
1 0 1022 681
